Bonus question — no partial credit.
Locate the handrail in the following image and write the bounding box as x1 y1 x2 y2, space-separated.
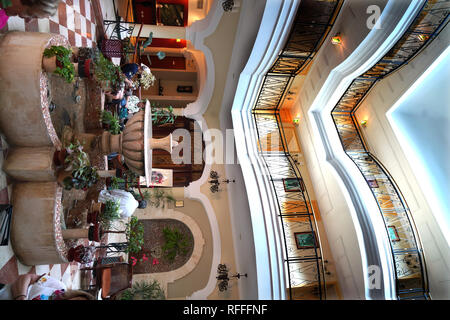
331 0 450 300
253 0 343 112
248 0 344 299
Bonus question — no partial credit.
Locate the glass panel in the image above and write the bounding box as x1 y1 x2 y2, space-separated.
287 260 325 300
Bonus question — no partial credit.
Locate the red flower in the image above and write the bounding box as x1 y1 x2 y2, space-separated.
152 258 159 265
142 254 148 262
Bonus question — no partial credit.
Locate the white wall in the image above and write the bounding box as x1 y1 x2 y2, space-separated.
354 23 450 299
291 0 392 299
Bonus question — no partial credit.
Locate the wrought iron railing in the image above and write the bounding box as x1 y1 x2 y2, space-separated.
331 0 450 300
253 112 326 300
249 0 343 300
253 0 343 111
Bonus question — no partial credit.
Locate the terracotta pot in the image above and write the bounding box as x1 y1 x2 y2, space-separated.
42 55 57 73
71 46 80 60
68 245 94 263
56 169 72 187
53 149 67 167
84 59 94 79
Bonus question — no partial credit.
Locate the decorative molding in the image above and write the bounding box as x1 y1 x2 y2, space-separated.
231 0 302 300
307 0 426 300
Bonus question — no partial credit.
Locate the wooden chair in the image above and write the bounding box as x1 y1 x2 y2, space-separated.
81 256 133 299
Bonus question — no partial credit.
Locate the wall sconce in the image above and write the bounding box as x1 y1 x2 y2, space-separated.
360 119 368 127
418 34 429 41
293 118 300 125
331 33 342 45
176 38 181 43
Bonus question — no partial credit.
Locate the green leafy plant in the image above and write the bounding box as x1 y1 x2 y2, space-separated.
125 216 145 254
1 0 12 8
130 188 175 208
63 165 99 191
93 52 125 91
110 176 125 190
43 45 75 83
64 140 89 171
151 102 177 126
101 110 121 134
162 226 190 262
99 200 121 229
120 280 165 300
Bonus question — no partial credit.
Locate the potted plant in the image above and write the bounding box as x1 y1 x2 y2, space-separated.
98 199 121 229
119 280 165 300
53 148 67 167
151 102 177 126
125 216 145 254
87 201 103 224
76 47 99 79
42 45 76 83
61 165 99 191
101 110 121 135
67 245 95 263
93 52 125 92
131 188 175 209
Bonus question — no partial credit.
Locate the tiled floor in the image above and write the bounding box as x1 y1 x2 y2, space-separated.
0 0 106 292
1 0 97 48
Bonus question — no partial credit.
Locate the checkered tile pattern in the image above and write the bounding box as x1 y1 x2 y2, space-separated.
0 0 105 293
1 0 97 48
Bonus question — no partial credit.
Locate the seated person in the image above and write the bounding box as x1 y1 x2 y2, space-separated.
0 274 95 300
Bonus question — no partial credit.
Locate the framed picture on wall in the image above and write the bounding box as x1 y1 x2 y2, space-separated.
387 226 400 242
139 168 173 187
367 179 379 188
294 232 318 249
283 178 305 192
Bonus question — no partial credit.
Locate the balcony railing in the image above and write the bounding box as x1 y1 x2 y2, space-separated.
253 0 343 112
331 0 450 300
249 0 343 300
253 112 326 299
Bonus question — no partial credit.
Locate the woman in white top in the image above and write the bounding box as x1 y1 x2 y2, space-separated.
98 189 147 218
0 274 95 300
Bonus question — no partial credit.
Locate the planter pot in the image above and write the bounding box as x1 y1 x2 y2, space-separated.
71 46 80 61
42 55 57 73
68 245 94 263
87 210 102 224
56 169 72 187
53 149 67 167
88 223 102 242
84 58 94 79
